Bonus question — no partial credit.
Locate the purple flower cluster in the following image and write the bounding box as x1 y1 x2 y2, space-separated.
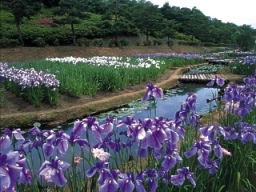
222 72 256 117
237 56 256 65
0 62 59 90
132 52 203 60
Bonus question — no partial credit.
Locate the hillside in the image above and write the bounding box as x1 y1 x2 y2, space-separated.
0 44 215 62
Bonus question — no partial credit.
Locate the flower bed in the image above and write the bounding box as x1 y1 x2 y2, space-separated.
1 72 255 191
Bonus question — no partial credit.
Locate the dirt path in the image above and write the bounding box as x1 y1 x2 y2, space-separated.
0 66 186 128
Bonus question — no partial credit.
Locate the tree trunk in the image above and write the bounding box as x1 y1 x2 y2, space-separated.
15 17 24 46
114 14 118 41
71 22 76 46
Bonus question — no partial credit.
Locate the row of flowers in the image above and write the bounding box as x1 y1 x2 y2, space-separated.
132 52 203 60
45 56 165 69
1 70 255 191
235 56 256 65
0 62 60 106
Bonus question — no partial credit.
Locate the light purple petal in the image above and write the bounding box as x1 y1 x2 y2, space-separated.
213 144 223 159
86 166 98 178
99 178 119 192
207 79 215 86
118 178 135 192
43 143 54 157
162 155 176 171
51 169 67 187
186 173 196 187
184 146 197 158
0 135 11 151
171 174 185 186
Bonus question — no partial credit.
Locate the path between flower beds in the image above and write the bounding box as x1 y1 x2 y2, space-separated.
0 66 244 129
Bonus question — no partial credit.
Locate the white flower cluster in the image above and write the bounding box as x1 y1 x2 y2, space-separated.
45 56 164 69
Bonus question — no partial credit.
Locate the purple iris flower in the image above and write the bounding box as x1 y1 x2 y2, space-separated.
0 151 23 192
83 117 112 143
234 100 253 117
69 132 90 147
86 162 119 192
15 153 32 184
184 140 211 166
199 159 220 174
171 167 196 187
39 156 70 187
117 172 135 192
4 128 25 142
200 123 226 142
167 120 185 140
142 83 163 101
239 124 256 144
42 130 70 157
223 126 238 140
72 120 86 138
207 75 225 87
143 169 158 192
86 161 109 178
147 126 167 150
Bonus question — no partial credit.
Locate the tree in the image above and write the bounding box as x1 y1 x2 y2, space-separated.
236 25 255 51
131 1 164 41
54 0 90 46
162 19 179 43
43 0 60 8
104 0 130 42
3 0 42 46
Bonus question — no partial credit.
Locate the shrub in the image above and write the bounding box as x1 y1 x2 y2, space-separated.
92 38 103 47
143 40 151 46
77 38 91 47
119 39 129 46
203 42 217 47
136 41 140 46
108 39 119 47
153 39 162 46
0 38 19 48
167 40 174 46
52 39 60 46
33 37 47 47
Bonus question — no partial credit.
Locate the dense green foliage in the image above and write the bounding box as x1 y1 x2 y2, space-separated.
1 0 256 49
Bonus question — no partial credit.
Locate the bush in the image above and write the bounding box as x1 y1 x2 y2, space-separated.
167 40 174 46
0 38 19 48
203 42 217 47
92 38 103 47
119 39 129 46
136 41 140 46
153 39 162 46
108 39 119 47
178 40 201 46
33 37 47 47
52 39 60 46
143 40 151 46
77 38 91 47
